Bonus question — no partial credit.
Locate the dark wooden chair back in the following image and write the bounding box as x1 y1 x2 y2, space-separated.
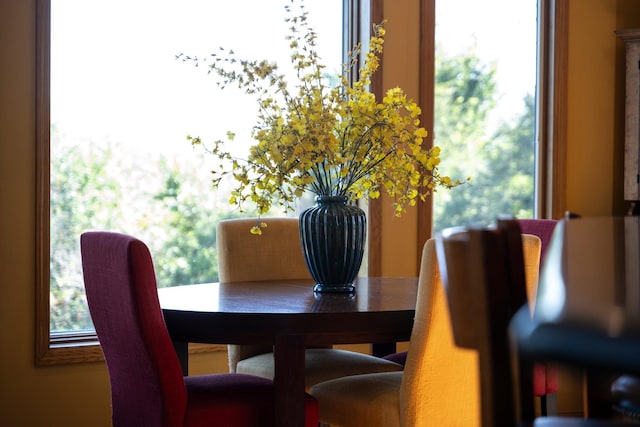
436 220 537 426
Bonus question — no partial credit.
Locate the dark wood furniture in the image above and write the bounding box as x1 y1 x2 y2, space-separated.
615 29 640 214
159 277 418 427
512 216 640 417
438 219 627 426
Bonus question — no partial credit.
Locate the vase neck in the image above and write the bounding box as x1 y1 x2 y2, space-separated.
315 195 348 204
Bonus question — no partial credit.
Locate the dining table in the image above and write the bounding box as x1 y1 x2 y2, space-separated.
511 215 640 415
158 276 418 427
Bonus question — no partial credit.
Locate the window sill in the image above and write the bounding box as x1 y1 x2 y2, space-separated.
36 331 226 366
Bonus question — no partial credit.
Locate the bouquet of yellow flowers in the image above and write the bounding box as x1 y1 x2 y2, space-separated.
180 2 463 233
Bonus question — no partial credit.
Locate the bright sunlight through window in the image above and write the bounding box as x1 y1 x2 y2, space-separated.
50 0 342 333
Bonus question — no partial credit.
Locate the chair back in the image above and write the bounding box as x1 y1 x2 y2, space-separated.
81 231 187 427
216 217 313 372
399 238 481 426
217 217 311 282
436 220 540 426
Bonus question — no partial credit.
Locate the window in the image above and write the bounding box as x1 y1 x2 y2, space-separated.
37 0 347 364
36 0 568 364
432 0 539 232
405 0 567 273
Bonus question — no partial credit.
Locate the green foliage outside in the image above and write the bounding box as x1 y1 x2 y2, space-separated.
49 133 262 331
432 51 534 231
50 49 534 332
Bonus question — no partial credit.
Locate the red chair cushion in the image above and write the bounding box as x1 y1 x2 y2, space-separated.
185 373 318 427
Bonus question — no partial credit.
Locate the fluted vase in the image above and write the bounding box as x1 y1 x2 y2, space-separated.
299 195 366 293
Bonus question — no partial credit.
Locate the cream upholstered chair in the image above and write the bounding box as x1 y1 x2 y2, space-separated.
308 234 542 426
217 217 403 389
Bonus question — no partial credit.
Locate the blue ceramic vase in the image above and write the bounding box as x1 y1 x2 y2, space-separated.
299 195 366 293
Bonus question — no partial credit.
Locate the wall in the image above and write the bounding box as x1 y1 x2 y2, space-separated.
566 0 640 217
380 0 422 276
558 0 640 417
1 0 637 426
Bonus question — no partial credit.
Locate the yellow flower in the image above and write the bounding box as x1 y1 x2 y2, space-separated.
181 1 465 220
250 226 262 235
414 128 428 138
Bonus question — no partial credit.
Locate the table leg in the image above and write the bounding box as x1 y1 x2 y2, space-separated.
172 340 189 376
274 334 306 427
372 342 396 358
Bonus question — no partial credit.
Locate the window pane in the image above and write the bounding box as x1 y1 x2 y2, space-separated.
50 0 342 333
432 0 538 232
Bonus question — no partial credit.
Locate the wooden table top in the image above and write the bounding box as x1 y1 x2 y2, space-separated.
159 276 418 346
159 276 417 312
159 276 418 427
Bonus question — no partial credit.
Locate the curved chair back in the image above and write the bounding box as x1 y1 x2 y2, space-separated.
81 231 187 427
399 238 481 426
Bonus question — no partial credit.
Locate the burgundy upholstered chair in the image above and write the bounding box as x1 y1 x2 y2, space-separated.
80 231 318 427
383 218 560 415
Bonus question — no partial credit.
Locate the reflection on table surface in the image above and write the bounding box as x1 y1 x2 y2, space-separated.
158 276 418 314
